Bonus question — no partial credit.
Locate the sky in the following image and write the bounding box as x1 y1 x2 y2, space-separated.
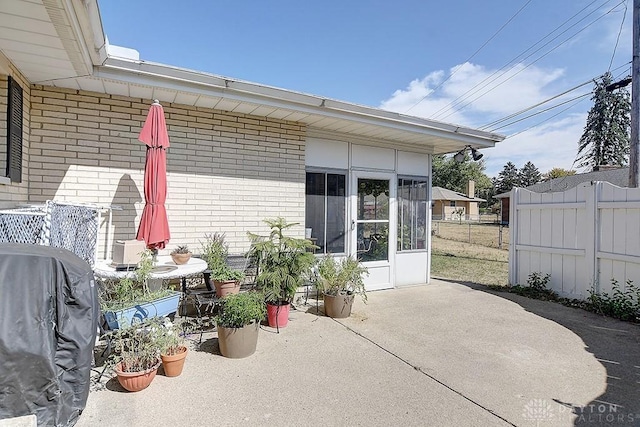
98 0 633 178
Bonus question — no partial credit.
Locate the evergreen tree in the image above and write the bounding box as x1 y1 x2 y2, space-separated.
494 161 520 194
542 167 576 181
519 161 542 187
577 72 631 171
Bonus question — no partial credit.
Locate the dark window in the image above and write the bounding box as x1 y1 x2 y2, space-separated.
7 76 22 183
397 178 428 251
305 171 346 254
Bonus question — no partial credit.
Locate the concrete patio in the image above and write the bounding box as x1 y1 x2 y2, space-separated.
77 279 640 426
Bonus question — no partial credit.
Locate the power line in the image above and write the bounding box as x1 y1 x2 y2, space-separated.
404 0 533 113
430 0 608 119
480 62 630 131
430 0 621 121
503 94 588 140
479 79 594 130
608 0 629 71
490 92 592 132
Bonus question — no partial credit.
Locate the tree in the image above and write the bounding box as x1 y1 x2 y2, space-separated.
519 161 542 187
494 161 520 194
542 167 576 181
577 72 631 171
432 154 492 196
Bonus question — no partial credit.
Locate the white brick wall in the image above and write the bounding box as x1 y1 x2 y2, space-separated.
29 86 307 258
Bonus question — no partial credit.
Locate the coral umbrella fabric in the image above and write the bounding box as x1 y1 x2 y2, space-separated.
136 102 170 249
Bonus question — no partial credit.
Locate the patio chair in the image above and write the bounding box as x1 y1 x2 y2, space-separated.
179 267 220 343
180 252 258 343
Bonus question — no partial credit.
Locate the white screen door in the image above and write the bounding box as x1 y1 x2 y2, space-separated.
351 172 395 290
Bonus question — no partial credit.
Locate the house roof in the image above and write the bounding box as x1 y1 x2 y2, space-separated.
432 187 485 202
0 1 504 154
495 167 630 198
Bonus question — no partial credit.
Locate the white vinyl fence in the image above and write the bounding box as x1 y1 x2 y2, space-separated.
509 181 640 299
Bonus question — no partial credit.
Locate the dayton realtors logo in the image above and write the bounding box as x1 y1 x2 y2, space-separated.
522 399 636 425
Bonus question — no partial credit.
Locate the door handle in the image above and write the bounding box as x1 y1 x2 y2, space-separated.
351 220 355 230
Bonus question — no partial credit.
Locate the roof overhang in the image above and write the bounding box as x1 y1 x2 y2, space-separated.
0 0 106 82
0 0 504 155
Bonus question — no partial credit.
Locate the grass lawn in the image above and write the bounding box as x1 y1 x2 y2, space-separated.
432 221 509 249
431 236 509 286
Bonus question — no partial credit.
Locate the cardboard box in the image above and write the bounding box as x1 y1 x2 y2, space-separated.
112 239 147 265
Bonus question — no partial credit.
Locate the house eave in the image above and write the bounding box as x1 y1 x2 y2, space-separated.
37 56 504 153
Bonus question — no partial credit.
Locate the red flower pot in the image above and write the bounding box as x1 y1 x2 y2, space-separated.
266 302 290 328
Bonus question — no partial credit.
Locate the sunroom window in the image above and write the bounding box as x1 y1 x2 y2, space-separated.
305 171 346 254
397 177 428 251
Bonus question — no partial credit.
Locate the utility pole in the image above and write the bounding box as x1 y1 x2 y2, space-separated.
631 0 640 187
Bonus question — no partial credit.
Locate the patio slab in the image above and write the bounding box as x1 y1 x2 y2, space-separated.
76 280 640 426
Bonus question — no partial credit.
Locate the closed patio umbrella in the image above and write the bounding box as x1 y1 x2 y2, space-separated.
136 100 170 250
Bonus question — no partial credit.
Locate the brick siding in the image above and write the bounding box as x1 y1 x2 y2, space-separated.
28 86 306 257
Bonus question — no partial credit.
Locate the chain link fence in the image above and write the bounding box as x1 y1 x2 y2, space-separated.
431 220 509 249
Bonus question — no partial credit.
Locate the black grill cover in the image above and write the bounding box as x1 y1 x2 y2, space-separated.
0 243 99 426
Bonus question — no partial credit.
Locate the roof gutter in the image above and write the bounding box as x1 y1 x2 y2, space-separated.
96 57 504 147
65 0 108 66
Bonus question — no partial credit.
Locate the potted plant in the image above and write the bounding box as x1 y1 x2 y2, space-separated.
170 245 192 265
215 291 266 358
200 233 243 297
316 255 369 318
156 319 189 377
100 250 182 329
107 319 163 392
247 217 316 328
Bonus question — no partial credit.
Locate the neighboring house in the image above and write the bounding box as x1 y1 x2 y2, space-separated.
495 167 630 224
432 181 485 221
0 1 503 290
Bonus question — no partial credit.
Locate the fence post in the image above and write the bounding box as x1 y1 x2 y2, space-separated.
584 182 601 293
508 188 518 286
498 224 503 250
468 223 471 243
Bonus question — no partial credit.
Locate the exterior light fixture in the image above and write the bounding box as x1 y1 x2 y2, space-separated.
453 145 483 163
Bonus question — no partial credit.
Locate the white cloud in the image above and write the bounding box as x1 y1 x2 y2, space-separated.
482 113 586 176
379 62 586 178
381 62 566 124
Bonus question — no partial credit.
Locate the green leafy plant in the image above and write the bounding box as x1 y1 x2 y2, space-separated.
214 267 244 282
216 291 266 328
317 255 369 303
507 272 557 301
106 318 163 372
587 279 639 322
200 233 244 282
170 245 191 255
247 217 317 304
155 319 190 356
100 249 172 312
200 233 227 271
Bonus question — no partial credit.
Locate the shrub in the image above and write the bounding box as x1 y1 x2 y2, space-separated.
316 255 368 302
216 291 266 328
587 279 640 322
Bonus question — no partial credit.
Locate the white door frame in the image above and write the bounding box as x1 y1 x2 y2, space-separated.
350 170 396 290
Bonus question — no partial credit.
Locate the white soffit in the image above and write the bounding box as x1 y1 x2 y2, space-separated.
0 0 94 83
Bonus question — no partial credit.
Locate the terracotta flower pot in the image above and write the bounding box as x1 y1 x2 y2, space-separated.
214 279 241 298
114 360 161 392
161 346 188 377
323 293 355 318
217 322 260 358
171 253 192 265
266 302 290 328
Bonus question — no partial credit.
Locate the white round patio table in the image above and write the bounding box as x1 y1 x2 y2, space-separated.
93 255 207 281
